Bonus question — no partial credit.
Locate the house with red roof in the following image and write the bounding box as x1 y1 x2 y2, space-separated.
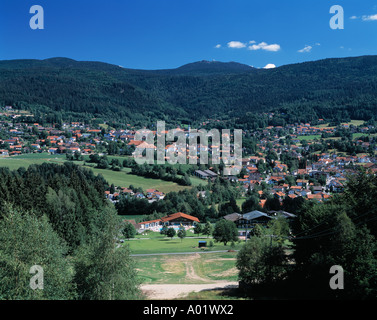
160 212 200 226
138 212 200 232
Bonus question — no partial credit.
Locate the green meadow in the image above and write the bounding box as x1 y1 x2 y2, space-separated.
0 153 205 193
317 120 365 129
123 230 243 255
85 166 204 193
133 251 239 284
0 153 66 170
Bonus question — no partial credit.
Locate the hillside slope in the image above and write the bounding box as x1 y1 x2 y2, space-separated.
1 55 377 125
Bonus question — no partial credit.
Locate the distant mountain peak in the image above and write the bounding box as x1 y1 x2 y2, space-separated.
171 60 255 74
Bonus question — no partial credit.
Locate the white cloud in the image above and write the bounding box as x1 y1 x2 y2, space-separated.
263 63 276 69
247 42 281 52
297 42 320 53
349 15 359 20
362 14 377 21
224 40 281 52
298 45 312 53
215 44 221 49
248 44 260 51
227 41 247 49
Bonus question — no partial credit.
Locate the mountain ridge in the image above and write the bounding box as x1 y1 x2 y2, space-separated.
1 55 377 126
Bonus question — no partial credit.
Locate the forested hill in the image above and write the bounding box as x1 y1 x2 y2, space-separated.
1 55 377 126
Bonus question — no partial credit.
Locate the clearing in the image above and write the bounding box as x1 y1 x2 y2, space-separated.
136 252 239 300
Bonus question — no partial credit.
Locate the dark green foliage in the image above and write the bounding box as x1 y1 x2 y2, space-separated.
193 223 203 236
236 169 377 299
131 163 192 186
177 226 186 242
73 207 142 300
290 169 377 299
122 222 136 240
0 163 141 300
237 236 287 285
212 219 238 245
0 162 107 250
202 221 213 238
166 227 176 239
160 225 168 236
2 56 377 127
0 206 76 300
242 195 261 213
218 197 240 217
115 177 242 221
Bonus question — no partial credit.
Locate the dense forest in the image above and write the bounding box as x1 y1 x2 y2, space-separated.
0 162 141 300
1 56 377 128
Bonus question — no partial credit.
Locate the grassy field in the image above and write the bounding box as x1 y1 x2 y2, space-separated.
0 153 66 170
134 251 239 284
317 120 365 129
347 120 365 126
0 153 206 193
134 228 197 238
85 166 201 193
236 198 246 208
124 230 243 255
352 133 369 140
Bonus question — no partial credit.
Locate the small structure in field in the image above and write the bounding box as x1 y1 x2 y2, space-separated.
198 241 207 248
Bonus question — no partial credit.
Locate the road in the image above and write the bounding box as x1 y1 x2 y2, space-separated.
141 282 239 300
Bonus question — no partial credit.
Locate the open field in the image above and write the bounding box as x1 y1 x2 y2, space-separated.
0 153 206 193
137 251 241 299
346 120 365 126
0 153 66 170
352 133 369 139
133 228 197 239
236 198 246 208
84 166 203 193
125 233 243 255
317 120 365 129
135 251 239 284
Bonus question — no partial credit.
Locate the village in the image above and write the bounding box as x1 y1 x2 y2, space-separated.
1 106 377 213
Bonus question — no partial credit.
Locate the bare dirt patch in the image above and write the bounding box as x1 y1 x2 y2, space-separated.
141 282 239 300
209 267 238 278
139 253 239 299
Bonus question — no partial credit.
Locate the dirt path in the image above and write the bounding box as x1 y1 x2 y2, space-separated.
140 253 238 299
141 282 239 300
183 253 210 283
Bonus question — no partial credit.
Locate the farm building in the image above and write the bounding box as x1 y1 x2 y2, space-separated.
194 169 218 180
161 212 200 227
236 210 274 228
137 212 200 232
223 212 242 222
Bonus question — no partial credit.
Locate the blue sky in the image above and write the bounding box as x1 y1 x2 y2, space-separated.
0 0 376 69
